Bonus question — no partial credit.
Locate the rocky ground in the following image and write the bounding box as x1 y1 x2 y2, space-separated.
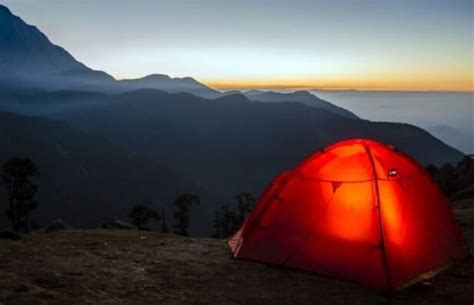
0 203 473 305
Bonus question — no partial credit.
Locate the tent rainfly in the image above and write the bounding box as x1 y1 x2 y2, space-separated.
229 138 469 290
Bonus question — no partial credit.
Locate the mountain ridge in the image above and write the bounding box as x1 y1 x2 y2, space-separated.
242 90 358 119
0 4 219 97
0 3 354 107
0 4 113 81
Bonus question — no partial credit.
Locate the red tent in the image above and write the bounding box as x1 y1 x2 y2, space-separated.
229 138 469 290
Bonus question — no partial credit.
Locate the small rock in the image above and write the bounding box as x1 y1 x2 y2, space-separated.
45 218 72 233
102 219 134 230
0 229 21 240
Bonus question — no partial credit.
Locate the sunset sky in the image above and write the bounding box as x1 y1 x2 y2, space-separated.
3 0 473 91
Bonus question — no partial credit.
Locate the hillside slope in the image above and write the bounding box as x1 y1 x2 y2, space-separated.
0 112 193 229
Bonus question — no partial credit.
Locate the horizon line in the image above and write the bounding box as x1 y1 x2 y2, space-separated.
201 82 474 93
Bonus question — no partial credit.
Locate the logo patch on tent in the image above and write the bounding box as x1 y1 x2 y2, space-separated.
388 168 398 177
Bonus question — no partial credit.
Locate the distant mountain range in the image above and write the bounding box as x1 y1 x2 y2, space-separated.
0 4 466 235
426 125 474 156
310 89 474 155
241 90 358 119
59 89 463 184
118 74 221 99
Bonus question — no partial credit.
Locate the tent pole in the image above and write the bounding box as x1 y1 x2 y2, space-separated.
364 142 393 290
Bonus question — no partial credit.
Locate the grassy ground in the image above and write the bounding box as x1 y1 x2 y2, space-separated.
0 207 473 305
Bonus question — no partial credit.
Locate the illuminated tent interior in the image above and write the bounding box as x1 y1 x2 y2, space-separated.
229 138 469 290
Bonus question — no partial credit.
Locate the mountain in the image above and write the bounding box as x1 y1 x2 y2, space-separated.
118 74 221 99
0 4 362 109
0 5 115 91
0 111 194 230
0 4 220 97
309 90 474 154
0 89 109 116
57 89 464 235
426 125 474 155
243 90 359 119
0 4 364 112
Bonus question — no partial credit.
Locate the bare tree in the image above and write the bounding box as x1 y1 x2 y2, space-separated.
128 203 160 230
173 193 199 236
220 204 237 238
233 192 255 224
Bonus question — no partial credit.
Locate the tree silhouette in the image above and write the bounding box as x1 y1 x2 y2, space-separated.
426 156 474 198
426 164 438 179
233 192 255 224
454 156 474 193
211 192 256 238
440 163 458 196
128 203 160 230
220 204 237 238
173 193 199 236
2 157 40 232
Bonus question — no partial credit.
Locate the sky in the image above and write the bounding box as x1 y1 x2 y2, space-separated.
2 0 473 91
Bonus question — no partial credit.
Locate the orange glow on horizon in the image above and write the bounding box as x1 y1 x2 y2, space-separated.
202 75 473 92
